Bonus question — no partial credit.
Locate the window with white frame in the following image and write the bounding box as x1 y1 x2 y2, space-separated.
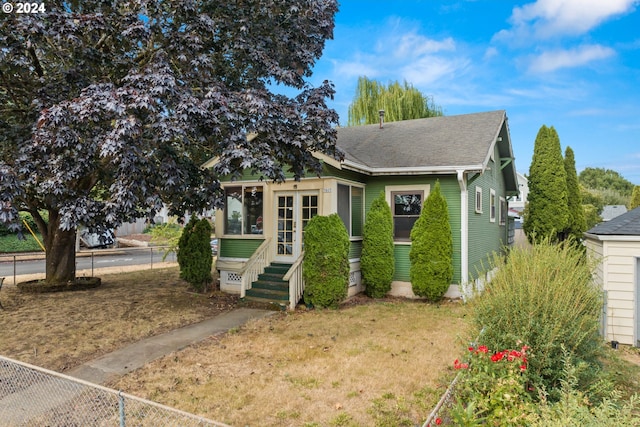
499 197 507 225
392 191 423 241
489 189 496 222
337 183 364 237
224 185 264 235
475 187 482 213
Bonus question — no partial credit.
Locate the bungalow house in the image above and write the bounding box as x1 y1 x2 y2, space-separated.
584 206 640 347
210 110 519 308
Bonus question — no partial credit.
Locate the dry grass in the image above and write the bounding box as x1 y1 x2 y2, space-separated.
0 267 237 372
1 267 473 426
111 298 471 427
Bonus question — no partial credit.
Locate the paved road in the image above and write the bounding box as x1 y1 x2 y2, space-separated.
0 248 176 278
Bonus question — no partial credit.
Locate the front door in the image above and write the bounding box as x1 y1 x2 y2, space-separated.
274 191 319 262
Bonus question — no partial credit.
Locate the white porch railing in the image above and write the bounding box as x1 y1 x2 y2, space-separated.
283 252 305 310
238 238 273 298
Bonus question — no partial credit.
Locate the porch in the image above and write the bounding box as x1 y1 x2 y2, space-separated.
216 238 364 310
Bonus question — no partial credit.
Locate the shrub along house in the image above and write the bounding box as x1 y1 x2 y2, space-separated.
207 110 519 308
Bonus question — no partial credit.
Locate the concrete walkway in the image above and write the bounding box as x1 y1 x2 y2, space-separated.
67 308 274 385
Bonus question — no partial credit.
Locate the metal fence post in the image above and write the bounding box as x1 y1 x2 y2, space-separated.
119 390 126 427
150 247 153 270
91 252 95 277
13 255 16 285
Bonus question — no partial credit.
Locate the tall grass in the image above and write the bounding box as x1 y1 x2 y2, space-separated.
471 239 603 400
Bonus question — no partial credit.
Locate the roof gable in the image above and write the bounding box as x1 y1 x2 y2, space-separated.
587 206 640 236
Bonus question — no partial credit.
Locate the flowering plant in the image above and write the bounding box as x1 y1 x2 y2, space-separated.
448 344 537 426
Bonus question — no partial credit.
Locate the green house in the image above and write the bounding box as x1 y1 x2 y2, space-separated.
210 110 519 308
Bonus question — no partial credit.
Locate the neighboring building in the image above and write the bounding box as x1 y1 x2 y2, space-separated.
209 110 519 308
508 172 529 218
584 207 640 346
601 205 628 222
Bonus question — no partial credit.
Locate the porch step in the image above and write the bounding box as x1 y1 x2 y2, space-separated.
244 262 292 305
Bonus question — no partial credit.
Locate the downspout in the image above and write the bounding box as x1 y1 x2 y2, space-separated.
457 170 469 293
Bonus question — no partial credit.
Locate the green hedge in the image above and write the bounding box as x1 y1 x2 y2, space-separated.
177 216 212 291
302 214 349 309
361 191 394 298
409 181 453 301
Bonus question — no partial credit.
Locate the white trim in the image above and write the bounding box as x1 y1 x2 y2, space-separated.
489 189 496 223
475 186 483 213
584 233 640 242
343 160 484 176
385 184 431 242
457 170 469 288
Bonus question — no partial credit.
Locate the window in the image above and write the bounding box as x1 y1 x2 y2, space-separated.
392 191 423 241
337 183 364 237
224 185 263 235
475 187 483 213
489 189 496 222
499 197 507 225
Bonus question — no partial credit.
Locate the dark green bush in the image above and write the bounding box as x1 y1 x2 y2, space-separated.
361 191 394 298
302 214 349 308
471 239 603 401
0 211 44 236
177 216 212 291
409 181 453 301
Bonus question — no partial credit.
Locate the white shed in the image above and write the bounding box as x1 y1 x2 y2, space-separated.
584 207 640 347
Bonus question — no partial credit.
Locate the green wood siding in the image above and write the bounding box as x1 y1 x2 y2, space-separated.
349 240 363 259
219 238 264 258
467 147 509 280
364 175 462 283
393 244 411 281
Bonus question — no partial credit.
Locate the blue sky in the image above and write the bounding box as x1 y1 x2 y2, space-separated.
307 0 640 184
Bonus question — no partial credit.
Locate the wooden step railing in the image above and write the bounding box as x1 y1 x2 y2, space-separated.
238 238 272 298
283 252 304 310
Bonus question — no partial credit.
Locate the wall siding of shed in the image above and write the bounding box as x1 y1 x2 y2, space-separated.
597 239 640 346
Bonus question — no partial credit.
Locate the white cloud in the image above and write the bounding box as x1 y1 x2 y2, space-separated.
527 44 615 73
496 0 638 42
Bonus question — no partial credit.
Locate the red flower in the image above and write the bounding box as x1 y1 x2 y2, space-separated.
436 417 443 425
468 346 475 352
520 364 527 372
453 359 468 369
491 351 506 362
477 345 489 353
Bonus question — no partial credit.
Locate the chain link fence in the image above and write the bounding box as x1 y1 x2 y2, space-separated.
0 246 176 286
0 355 230 427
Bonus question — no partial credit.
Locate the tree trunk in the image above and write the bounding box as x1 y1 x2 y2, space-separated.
44 213 77 283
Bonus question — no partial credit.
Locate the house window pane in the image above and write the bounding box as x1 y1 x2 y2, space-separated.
490 190 496 222
394 217 416 240
337 184 350 235
351 187 363 237
392 191 423 241
244 187 263 234
225 186 243 235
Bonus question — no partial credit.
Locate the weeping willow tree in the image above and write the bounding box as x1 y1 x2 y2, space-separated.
347 76 443 126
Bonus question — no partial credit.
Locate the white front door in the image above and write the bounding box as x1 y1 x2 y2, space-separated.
274 191 319 263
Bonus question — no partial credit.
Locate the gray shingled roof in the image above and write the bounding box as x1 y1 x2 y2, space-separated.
586 207 640 236
336 110 507 170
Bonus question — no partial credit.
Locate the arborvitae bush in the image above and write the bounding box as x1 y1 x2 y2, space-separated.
177 216 212 292
472 239 603 401
409 181 453 301
361 191 394 298
302 214 349 308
